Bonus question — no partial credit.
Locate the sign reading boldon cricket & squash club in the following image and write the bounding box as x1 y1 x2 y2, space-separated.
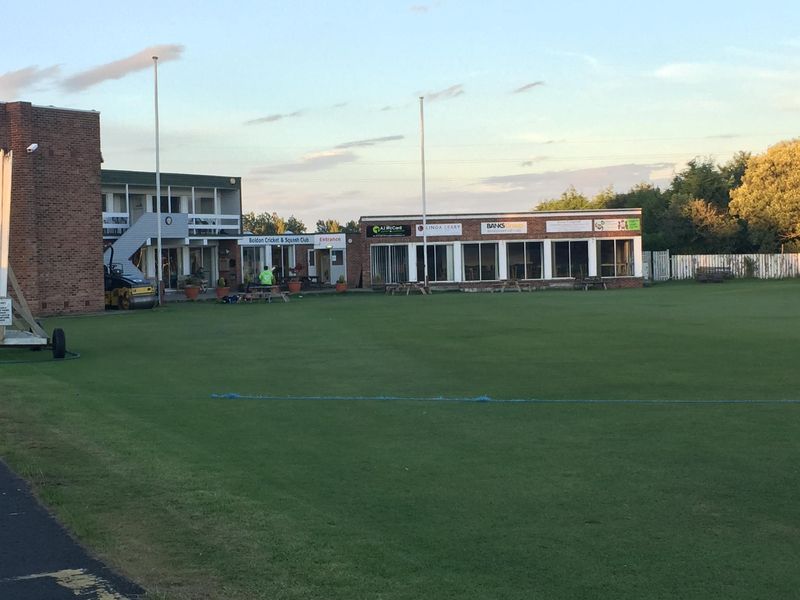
415 223 462 237
481 221 527 235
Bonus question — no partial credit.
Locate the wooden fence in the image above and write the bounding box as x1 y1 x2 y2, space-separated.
643 251 670 281
670 253 800 280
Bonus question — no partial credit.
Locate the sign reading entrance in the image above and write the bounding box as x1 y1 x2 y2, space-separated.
0 298 12 326
367 224 411 237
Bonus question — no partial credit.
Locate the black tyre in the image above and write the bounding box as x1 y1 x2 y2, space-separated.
52 328 66 359
118 292 131 310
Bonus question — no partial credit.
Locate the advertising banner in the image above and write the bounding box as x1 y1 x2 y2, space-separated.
314 233 346 249
593 218 641 232
415 223 462 237
481 221 528 234
545 219 593 233
366 224 411 238
240 235 314 245
0 298 11 326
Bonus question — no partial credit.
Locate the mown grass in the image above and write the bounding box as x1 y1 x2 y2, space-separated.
1 280 799 599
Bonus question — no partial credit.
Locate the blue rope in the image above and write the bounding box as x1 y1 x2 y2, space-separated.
211 393 800 405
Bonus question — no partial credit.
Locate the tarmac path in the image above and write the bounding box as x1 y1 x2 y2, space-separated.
0 460 145 599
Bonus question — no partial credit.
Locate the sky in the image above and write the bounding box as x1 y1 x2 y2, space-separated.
2 0 799 225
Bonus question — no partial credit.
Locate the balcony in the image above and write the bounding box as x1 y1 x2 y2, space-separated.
103 212 241 238
188 213 241 236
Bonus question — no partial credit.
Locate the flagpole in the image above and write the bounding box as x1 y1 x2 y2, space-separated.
419 96 429 288
153 55 163 305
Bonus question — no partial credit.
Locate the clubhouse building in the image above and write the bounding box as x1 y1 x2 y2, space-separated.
3 101 644 316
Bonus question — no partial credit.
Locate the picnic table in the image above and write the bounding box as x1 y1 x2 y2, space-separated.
695 267 732 283
385 282 429 295
247 285 290 303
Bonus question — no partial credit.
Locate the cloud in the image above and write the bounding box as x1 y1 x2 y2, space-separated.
335 135 404 149
424 84 464 102
480 163 674 203
61 44 184 92
552 51 600 70
410 4 430 12
520 156 549 167
653 62 715 82
254 149 358 175
332 102 348 109
512 81 545 94
244 109 304 126
0 65 61 98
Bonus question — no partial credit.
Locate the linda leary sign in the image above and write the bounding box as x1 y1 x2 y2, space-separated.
415 223 462 237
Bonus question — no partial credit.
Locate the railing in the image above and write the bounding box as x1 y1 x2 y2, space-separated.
189 213 241 235
103 212 241 237
102 212 130 236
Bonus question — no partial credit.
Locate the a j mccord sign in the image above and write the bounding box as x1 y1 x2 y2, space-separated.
366 224 411 237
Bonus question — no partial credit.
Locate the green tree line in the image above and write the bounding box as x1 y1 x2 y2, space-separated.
535 139 800 253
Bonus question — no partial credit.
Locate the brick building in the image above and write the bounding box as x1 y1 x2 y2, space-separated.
0 102 104 315
356 209 644 289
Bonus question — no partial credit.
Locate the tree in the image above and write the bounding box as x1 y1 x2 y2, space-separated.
534 186 611 211
342 220 360 234
720 151 751 190
729 140 800 251
668 157 730 211
316 219 342 233
241 212 306 235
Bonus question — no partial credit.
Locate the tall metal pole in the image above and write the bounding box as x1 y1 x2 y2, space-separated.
419 96 429 287
153 56 163 305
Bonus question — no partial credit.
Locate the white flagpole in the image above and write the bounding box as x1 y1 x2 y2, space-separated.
153 56 163 305
419 96 429 287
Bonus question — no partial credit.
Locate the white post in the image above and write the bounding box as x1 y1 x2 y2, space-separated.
419 96 429 288
153 55 163 305
0 150 12 299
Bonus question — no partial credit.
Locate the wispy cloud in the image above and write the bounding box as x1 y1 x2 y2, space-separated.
331 102 348 109
244 110 304 126
410 4 430 12
653 62 714 82
335 135 404 149
424 84 464 102
512 81 545 94
520 156 549 167
61 44 184 92
552 51 600 70
0 65 61 98
254 149 358 175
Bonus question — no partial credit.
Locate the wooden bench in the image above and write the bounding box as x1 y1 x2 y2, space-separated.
386 282 429 295
248 285 290 303
575 276 607 291
696 267 732 283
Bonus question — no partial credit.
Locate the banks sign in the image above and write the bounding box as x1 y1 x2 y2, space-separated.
481 221 527 234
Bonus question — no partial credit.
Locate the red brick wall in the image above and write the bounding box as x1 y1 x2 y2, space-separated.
0 102 104 316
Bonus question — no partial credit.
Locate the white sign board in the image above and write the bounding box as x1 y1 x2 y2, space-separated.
545 219 593 233
593 218 641 232
314 233 346 249
0 298 12 326
415 223 462 237
481 221 528 235
240 235 314 246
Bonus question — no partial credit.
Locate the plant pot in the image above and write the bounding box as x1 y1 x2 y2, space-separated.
184 285 200 300
288 280 302 293
215 286 230 299
335 282 347 293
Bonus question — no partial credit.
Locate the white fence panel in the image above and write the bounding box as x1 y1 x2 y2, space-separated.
670 254 800 280
643 250 671 281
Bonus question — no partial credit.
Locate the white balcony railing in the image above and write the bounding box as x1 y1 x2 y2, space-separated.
103 212 241 237
189 213 241 235
102 212 130 236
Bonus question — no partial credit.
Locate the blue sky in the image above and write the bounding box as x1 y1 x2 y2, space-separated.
2 1 799 224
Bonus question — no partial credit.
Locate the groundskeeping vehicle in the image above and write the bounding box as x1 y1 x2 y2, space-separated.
104 250 157 310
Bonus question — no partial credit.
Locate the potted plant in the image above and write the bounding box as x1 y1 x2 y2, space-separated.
182 274 203 300
215 276 230 299
335 274 347 293
287 263 303 293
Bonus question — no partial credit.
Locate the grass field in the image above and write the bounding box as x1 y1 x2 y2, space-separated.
1 281 799 599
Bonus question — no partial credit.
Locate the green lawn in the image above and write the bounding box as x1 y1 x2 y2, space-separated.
1 281 799 599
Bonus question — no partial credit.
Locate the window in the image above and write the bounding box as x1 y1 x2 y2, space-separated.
416 244 454 282
552 241 589 278
463 243 498 281
599 239 634 277
507 242 543 280
271 245 294 280
371 245 408 284
332 250 344 266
